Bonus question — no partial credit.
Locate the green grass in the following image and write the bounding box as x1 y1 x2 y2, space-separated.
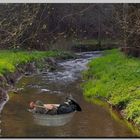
83 49 140 126
0 50 70 75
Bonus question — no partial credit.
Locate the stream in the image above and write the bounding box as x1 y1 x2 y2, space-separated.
0 51 138 137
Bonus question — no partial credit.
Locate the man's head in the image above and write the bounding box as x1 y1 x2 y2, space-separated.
29 101 35 109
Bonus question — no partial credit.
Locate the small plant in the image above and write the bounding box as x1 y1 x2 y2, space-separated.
125 100 140 120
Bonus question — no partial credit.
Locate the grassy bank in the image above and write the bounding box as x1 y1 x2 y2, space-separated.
72 39 119 52
83 49 140 127
0 50 73 76
74 39 119 46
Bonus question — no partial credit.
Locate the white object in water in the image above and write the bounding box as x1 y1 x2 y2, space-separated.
33 111 76 126
41 89 50 92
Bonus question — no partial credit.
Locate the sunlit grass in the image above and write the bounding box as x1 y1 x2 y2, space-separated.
0 50 65 75
83 49 140 126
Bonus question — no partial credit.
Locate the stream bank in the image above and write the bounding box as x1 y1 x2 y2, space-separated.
0 51 137 137
83 49 140 131
0 50 75 112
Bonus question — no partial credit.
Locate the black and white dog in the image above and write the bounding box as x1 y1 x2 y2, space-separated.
57 96 82 114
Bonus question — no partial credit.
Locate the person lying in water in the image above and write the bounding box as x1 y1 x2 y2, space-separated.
29 97 82 115
29 100 59 115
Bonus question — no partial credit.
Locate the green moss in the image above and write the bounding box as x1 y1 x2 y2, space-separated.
83 49 140 127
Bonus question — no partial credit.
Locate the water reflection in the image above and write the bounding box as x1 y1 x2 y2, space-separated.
32 112 76 126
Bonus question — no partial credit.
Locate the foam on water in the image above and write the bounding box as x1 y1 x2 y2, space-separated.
45 51 101 83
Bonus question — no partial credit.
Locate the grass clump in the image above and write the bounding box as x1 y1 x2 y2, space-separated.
0 50 68 75
125 100 140 121
83 49 140 126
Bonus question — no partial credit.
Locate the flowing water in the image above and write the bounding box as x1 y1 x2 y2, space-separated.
0 51 139 137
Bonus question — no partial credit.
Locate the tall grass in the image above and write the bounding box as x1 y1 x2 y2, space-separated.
83 49 140 126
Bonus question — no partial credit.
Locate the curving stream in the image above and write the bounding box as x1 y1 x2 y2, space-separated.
0 51 138 137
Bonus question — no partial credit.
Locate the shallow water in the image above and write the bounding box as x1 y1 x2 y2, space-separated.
0 51 139 137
